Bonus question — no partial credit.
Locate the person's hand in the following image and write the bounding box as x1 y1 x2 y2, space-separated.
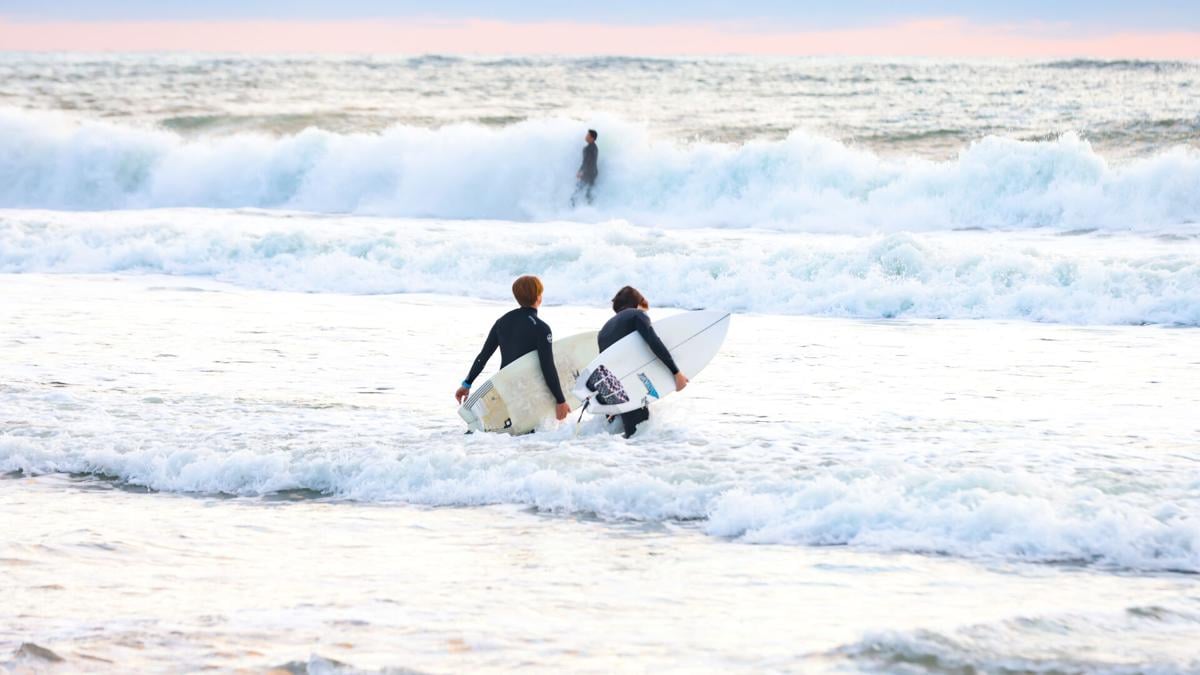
674 372 689 392
576 171 583 180
455 386 470 404
555 402 571 421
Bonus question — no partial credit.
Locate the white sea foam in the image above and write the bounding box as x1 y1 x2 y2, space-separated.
2 108 1199 232
3 437 1196 573
4 55 1199 674
2 209 1198 325
833 604 1200 674
2 275 1197 574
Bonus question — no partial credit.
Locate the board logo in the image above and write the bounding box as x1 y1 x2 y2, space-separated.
638 373 660 399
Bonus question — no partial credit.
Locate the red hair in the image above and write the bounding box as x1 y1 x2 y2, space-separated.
512 275 544 308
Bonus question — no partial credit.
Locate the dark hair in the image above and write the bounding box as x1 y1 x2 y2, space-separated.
611 286 647 313
512 275 544 308
587 129 598 140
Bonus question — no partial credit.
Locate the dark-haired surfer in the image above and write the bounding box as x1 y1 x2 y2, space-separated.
597 286 689 438
572 129 599 205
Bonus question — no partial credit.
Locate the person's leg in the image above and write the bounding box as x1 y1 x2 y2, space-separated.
585 181 594 204
620 406 650 438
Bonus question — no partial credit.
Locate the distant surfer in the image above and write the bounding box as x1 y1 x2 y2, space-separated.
572 129 599 206
456 275 571 422
597 286 689 438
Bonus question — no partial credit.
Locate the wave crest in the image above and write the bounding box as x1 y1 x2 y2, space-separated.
3 211 1198 325
3 437 1196 573
2 109 1199 232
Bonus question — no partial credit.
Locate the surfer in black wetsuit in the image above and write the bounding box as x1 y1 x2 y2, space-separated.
572 129 599 205
456 275 571 422
597 286 689 438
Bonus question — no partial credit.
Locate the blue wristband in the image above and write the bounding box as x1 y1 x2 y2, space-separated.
461 380 472 388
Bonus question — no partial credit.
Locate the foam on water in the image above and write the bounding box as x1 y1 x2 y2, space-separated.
831 602 1200 674
2 209 1198 325
2 108 1199 232
4 53 1199 673
3 431 1197 573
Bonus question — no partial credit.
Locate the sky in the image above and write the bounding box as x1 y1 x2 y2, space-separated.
2 1 1199 57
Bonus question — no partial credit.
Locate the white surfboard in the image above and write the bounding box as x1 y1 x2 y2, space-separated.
571 310 730 415
458 331 599 435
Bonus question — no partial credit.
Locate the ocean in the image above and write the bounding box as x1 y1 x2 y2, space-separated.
1 54 1199 673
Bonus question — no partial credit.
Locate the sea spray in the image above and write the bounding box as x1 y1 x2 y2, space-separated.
2 109 1199 232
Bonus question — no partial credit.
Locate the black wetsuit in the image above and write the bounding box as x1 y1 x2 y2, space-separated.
464 307 565 404
598 309 678 437
575 142 599 204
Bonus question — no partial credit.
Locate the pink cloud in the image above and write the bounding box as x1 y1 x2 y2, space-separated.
1 17 1199 58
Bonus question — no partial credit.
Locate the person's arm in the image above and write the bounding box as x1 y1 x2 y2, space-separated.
535 326 567 405
634 312 679 374
457 322 499 402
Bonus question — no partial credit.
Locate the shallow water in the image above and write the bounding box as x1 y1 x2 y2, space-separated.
2 273 1198 672
4 474 1199 674
2 52 1199 673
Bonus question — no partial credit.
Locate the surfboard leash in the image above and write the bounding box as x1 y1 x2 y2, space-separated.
573 398 591 436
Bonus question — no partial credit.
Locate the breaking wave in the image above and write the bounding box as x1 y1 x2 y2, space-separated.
2 210 1198 325
3 435 1197 573
2 108 1199 232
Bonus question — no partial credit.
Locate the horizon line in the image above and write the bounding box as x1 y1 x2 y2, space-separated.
2 17 1200 59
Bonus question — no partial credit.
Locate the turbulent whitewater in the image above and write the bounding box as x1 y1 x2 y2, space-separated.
3 53 1199 674
2 210 1198 325
2 108 1199 232
3 275 1198 575
3 54 1198 327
